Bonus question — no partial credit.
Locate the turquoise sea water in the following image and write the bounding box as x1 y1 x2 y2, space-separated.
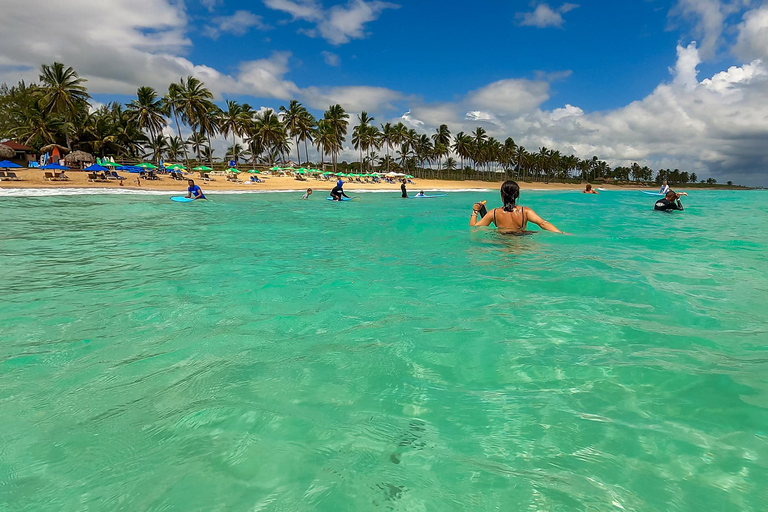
1 189 767 511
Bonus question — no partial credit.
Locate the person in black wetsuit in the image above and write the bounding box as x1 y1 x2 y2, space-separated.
401 179 408 198
330 184 350 201
654 190 688 211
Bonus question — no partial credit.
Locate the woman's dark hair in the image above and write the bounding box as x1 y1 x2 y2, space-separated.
500 180 520 212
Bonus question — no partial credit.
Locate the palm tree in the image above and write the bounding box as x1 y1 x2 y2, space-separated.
127 86 167 141
187 131 207 161
443 157 457 171
178 76 215 141
314 119 335 169
219 100 250 163
38 62 90 150
380 122 395 173
431 124 451 172
352 111 374 170
197 106 222 167
146 134 169 164
297 110 316 165
323 104 349 171
164 81 189 165
166 136 186 161
279 99 308 165
251 108 287 165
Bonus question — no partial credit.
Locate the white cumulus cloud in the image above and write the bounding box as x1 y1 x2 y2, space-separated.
322 51 341 66
263 0 398 45
516 3 579 28
204 11 270 40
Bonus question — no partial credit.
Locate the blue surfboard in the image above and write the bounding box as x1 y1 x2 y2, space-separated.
326 196 356 201
171 196 195 203
412 194 447 198
641 191 664 196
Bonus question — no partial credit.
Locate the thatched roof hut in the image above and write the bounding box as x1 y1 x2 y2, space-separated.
0 144 14 159
64 150 95 167
40 144 70 154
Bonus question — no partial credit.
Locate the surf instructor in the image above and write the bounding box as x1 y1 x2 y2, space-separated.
330 183 350 201
186 179 206 200
401 179 408 198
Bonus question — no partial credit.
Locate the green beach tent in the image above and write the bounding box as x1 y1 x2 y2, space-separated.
226 168 240 173
135 162 157 169
193 165 213 171
247 169 260 173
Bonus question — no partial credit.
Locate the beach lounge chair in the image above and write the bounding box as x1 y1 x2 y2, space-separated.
55 173 70 181
4 172 21 181
44 172 56 181
198 171 214 181
0 171 6 180
226 174 242 182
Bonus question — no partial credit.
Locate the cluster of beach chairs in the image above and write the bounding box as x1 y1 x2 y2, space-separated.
0 171 22 181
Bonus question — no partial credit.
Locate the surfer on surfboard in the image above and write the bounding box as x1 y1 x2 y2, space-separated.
186 180 206 200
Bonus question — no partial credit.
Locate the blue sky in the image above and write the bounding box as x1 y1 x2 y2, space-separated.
183 0 681 112
2 0 768 184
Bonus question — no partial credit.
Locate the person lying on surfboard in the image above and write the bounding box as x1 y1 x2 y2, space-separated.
186 179 206 200
416 190 425 197
470 180 561 233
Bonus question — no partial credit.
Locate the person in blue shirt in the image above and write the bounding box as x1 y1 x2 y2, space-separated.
337 177 344 188
186 179 206 200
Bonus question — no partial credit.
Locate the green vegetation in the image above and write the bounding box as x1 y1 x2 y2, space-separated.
0 62 738 185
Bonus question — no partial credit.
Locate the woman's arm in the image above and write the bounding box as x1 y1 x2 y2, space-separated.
470 206 493 226
525 208 562 233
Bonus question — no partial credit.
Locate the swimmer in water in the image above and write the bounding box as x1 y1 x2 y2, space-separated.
401 179 408 198
470 180 562 233
583 184 598 194
302 188 312 199
654 190 688 211
186 179 206 200
416 190 425 197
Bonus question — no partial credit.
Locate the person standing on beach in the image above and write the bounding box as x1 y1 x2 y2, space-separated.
302 188 312 199
186 179 206 200
401 179 408 198
470 180 562 233
654 190 687 211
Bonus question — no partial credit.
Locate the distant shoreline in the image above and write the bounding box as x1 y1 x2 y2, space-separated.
0 169 755 194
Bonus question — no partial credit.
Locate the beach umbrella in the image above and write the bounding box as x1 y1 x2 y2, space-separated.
102 161 121 167
84 164 108 172
0 159 22 169
322 171 332 175
40 163 70 170
135 162 157 169
295 169 306 174
405 175 414 178
247 169 260 173
167 164 186 170
192 165 212 171
226 167 240 173
270 166 281 171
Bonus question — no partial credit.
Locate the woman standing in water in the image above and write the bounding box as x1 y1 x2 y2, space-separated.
470 181 562 233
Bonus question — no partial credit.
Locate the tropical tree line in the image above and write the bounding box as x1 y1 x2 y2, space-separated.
0 62 713 184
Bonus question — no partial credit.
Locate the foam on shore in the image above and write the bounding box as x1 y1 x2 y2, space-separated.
0 187 494 197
